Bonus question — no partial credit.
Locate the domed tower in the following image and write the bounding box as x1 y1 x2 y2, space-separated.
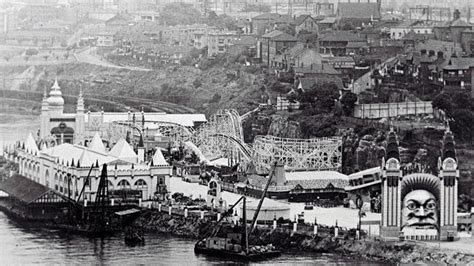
75 88 85 145
47 77 64 115
438 128 459 240
380 128 402 238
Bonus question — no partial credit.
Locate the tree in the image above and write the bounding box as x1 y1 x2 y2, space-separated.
159 3 202 26
210 93 221 103
340 91 358 116
313 82 340 111
451 109 474 142
276 24 296 36
432 92 453 117
25 48 39 56
193 79 202 88
341 23 354 31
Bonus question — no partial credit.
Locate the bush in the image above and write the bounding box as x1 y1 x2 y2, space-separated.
193 79 202 88
25 48 39 56
209 93 221 103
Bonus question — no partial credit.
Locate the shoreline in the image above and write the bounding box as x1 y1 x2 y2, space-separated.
132 209 474 264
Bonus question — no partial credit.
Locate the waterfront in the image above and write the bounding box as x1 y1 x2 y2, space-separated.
0 212 382 265
0 115 380 265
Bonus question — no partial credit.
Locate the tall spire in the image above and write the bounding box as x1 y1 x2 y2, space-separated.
442 129 456 161
77 86 84 113
41 86 49 112
385 128 400 161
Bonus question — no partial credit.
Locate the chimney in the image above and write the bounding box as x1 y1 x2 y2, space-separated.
453 9 461 21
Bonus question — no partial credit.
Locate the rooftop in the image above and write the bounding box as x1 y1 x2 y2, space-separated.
262 30 298 42
0 174 64 204
298 76 344 90
319 31 366 42
444 57 474 70
286 170 349 189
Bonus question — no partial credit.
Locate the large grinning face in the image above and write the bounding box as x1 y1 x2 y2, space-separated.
401 189 438 231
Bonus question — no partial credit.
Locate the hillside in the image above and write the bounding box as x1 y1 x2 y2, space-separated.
0 61 266 117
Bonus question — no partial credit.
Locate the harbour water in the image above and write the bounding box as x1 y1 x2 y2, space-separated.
0 114 381 265
0 212 380 265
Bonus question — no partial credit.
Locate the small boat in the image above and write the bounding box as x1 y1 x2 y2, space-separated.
124 227 145 246
194 163 281 261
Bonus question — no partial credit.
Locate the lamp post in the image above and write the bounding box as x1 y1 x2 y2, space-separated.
356 194 363 235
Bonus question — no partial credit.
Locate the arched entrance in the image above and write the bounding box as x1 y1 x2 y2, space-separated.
134 179 148 199
51 122 75 144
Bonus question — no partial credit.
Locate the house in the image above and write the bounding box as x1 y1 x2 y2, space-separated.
294 15 318 34
442 57 474 95
251 13 294 35
259 30 298 66
433 16 472 45
319 31 367 56
322 56 355 71
96 32 116 47
227 35 257 57
318 17 337 31
286 171 350 202
336 0 381 28
389 20 436 40
271 43 322 70
207 31 240 57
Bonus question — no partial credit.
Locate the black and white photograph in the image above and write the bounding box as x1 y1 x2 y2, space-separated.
0 0 473 264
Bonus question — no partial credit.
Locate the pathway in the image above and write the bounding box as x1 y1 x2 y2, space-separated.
74 47 151 72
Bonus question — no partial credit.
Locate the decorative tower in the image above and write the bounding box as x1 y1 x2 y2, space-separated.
40 87 50 140
380 128 402 238
46 77 64 116
137 134 145 163
75 87 85 145
438 128 459 240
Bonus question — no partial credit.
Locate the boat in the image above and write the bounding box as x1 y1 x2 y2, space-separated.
194 241 280 261
124 226 145 246
194 162 281 261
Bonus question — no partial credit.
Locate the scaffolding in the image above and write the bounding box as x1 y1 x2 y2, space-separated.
252 135 342 174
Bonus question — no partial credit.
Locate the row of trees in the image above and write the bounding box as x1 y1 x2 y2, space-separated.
159 3 239 31
432 91 474 143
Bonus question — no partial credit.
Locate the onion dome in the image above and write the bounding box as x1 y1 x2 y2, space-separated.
47 78 64 107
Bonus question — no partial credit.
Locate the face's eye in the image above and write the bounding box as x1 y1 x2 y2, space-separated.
406 201 417 210
425 201 436 210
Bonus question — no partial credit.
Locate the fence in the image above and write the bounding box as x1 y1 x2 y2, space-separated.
354 101 433 119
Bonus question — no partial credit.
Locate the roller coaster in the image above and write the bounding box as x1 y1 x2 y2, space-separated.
107 109 342 174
